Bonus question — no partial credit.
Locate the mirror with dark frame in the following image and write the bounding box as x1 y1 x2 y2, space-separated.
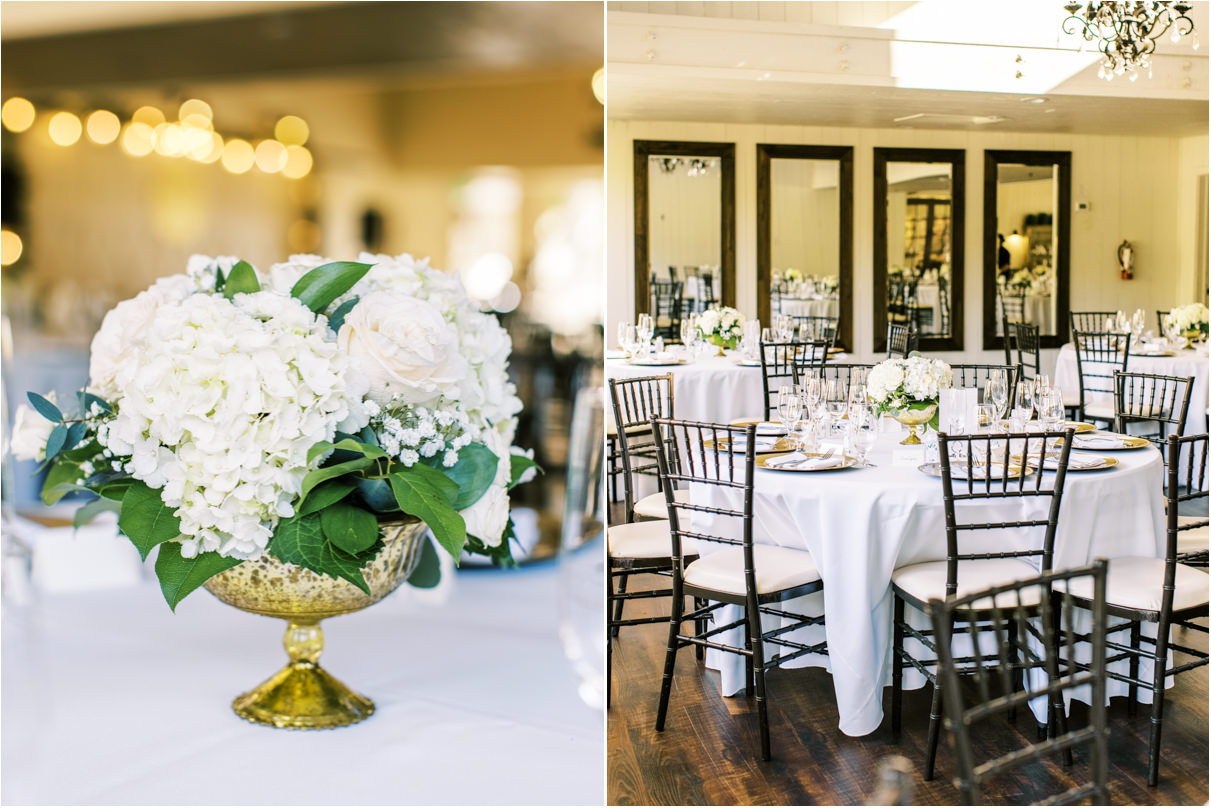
983 150 1071 350
756 144 853 352
873 147 965 353
633 140 735 330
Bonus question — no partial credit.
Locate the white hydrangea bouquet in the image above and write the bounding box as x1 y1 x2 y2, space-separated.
11 253 537 610
696 305 744 352
1164 303 1208 342
866 354 952 440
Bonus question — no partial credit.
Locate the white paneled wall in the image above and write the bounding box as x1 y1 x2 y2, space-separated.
608 118 1197 368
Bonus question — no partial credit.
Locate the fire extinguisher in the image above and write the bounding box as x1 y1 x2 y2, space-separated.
1118 240 1134 280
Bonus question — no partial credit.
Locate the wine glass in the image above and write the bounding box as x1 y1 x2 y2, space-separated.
824 379 847 434
1131 309 1146 342
1039 388 1064 432
777 388 803 435
846 407 877 467
987 369 1009 425
1010 378 1034 431
801 376 823 420
617 321 630 352
623 325 637 358
847 381 868 418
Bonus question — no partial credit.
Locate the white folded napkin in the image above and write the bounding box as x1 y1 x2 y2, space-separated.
1074 435 1128 449
766 452 844 469
754 422 786 435
729 436 781 452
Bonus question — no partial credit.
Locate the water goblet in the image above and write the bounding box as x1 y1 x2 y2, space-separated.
777 389 803 435
824 379 847 435
1014 378 1035 422
846 408 877 467
617 321 630 352
987 369 1009 423
623 325 638 358
1039 388 1064 432
801 376 823 419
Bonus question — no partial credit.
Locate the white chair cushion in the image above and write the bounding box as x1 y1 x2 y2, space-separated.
1066 556 1209 613
607 519 698 559
683 545 821 596
634 489 691 520
1062 390 1081 408
892 558 1043 609
1177 519 1209 556
728 416 766 426
1084 402 1115 420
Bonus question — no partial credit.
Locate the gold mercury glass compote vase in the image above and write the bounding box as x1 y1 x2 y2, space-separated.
203 517 428 729
893 403 938 446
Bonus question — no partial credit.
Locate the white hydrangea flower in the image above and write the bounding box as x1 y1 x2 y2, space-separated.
260 254 330 296
696 306 745 341
1166 303 1208 333
9 398 57 461
99 290 368 561
867 356 951 411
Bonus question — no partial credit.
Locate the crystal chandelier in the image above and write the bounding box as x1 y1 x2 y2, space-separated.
1062 1 1198 81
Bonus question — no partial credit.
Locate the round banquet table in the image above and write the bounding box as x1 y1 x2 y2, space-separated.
605 350 766 424
1053 342 1209 431
776 296 838 319
1 561 603 805
690 427 1166 737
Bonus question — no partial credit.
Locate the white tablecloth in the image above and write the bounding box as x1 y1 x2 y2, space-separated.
1 564 603 805
776 297 838 319
692 429 1165 737
1053 343 1209 433
606 352 765 424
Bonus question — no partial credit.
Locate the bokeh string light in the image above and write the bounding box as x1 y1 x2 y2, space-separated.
2 96 313 179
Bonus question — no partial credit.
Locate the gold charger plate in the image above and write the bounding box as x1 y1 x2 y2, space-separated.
627 358 687 367
756 451 858 472
1060 433 1151 451
917 461 1033 480
1000 420 1096 433
704 436 797 454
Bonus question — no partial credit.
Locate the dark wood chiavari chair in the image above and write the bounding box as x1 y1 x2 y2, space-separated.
1010 321 1042 381
795 362 875 392
1070 311 1118 335
1071 330 1130 426
886 323 917 358
651 418 827 761
1065 434 1209 786
930 560 1110 806
891 429 1076 781
948 364 1019 412
1112 371 1193 468
759 339 831 420
785 314 838 343
650 279 682 342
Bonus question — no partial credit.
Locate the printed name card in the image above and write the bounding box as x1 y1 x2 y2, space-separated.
891 445 926 467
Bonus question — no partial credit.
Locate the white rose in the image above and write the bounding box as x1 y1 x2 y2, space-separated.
338 291 469 407
460 483 510 547
9 401 56 461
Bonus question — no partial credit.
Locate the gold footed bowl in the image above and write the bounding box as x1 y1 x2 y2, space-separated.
203 517 427 730
893 403 938 446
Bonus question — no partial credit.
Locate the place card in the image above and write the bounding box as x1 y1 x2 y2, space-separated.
891 445 927 467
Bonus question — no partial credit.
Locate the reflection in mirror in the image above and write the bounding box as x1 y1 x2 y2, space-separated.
874 148 965 352
633 140 735 329
757 144 853 350
982 151 1071 350
649 155 721 321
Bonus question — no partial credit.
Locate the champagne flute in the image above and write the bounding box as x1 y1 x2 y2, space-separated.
988 369 1008 426
1010 378 1034 431
623 325 637 358
848 381 868 418
617 321 629 352
801 375 823 420
824 379 847 434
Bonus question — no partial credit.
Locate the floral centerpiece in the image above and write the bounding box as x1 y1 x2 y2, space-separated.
1164 303 1209 343
11 253 538 728
1008 268 1035 291
696 305 744 354
783 267 803 283
816 274 839 294
866 354 953 445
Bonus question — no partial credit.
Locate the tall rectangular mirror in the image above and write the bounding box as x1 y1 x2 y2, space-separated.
757 144 853 351
874 148 965 352
633 140 735 327
982 150 1071 350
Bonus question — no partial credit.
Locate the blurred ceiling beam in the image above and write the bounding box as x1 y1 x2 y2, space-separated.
1 1 603 96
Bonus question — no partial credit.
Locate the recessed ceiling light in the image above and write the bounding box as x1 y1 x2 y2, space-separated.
1021 96 1049 104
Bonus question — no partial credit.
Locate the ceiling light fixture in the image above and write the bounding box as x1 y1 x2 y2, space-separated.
1062 2 1198 82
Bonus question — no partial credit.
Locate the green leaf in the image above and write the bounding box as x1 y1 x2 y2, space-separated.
388 467 466 560
298 479 356 516
405 534 442 589
27 392 62 423
356 478 399 512
509 453 542 489
319 501 380 554
62 441 103 463
63 421 88 453
289 261 372 313
44 423 68 461
41 459 84 505
307 438 386 465
428 442 497 510
222 260 260 298
268 513 374 594
327 297 359 333
154 543 243 611
73 496 122 528
298 456 374 504
118 482 182 561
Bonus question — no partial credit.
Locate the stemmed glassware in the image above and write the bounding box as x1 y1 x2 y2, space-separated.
846 405 877 468
1010 378 1035 432
1032 374 1052 419
800 376 823 422
824 379 847 436
987 369 1009 427
777 386 804 436
1038 387 1064 432
636 313 654 356
623 325 638 358
617 322 629 352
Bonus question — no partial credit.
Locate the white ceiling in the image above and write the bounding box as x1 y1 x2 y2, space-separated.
607 2 1210 137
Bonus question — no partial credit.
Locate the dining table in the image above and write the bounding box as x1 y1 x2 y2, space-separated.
1 523 604 806
689 424 1166 738
606 349 768 424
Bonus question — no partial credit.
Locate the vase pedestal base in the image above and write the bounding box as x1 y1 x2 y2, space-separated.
232 659 375 729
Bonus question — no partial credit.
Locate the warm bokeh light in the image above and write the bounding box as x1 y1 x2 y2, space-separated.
1 97 36 132
281 145 313 179
464 252 514 301
254 139 288 173
121 122 154 156
274 115 309 146
85 110 121 144
195 131 224 164
592 67 605 105
153 122 185 157
221 138 255 174
183 126 215 161
132 105 166 127
0 230 24 266
178 98 213 123
48 112 83 146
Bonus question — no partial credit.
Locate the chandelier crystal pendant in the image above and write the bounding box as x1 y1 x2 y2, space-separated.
1062 1 1198 81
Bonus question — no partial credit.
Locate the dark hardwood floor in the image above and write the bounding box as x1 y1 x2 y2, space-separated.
607 570 1210 806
